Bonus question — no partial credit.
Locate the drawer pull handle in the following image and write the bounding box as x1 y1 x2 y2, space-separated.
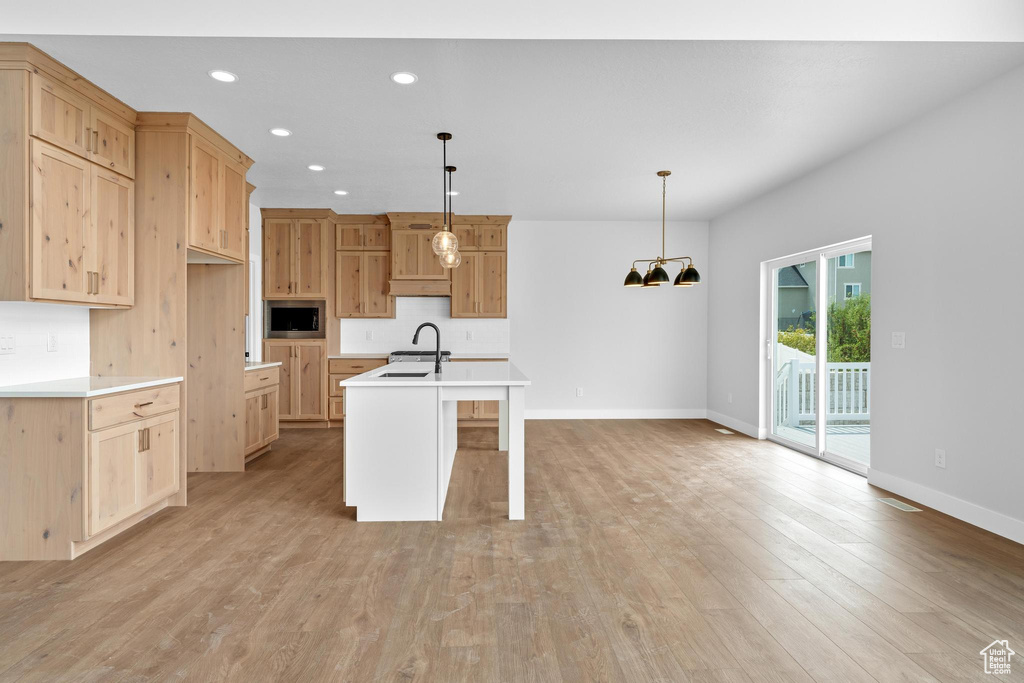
260 376 270 381
135 401 154 408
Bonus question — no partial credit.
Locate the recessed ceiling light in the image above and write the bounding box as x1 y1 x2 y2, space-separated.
334 190 348 196
269 128 292 137
446 191 459 196
390 71 418 85
208 69 238 83
308 164 325 171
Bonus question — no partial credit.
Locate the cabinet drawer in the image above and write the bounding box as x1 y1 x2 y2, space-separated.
328 358 387 374
89 384 180 431
329 396 345 421
244 367 280 393
329 373 350 397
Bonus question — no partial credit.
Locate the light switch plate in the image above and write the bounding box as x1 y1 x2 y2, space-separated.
891 332 906 349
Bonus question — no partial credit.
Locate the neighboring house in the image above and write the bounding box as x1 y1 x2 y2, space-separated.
776 251 872 331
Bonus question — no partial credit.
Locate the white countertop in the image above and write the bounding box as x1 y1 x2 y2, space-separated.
0 376 184 398
330 352 510 360
244 361 283 371
340 361 529 388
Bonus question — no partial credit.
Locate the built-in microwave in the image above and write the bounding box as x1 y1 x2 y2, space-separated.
265 300 326 339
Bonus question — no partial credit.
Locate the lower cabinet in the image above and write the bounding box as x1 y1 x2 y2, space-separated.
328 357 388 422
0 382 182 561
244 382 280 459
264 340 328 421
452 359 506 424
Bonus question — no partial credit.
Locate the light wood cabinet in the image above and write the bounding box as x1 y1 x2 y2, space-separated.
336 220 391 250
188 135 248 262
1 46 139 307
261 214 329 299
264 340 327 421
451 251 506 318
326 358 388 422
26 139 134 307
392 230 448 281
453 223 507 251
244 366 280 460
0 382 182 561
335 251 393 318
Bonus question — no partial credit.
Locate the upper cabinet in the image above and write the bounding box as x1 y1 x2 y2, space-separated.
450 216 510 318
334 215 394 318
261 210 330 299
386 212 451 296
0 44 137 307
335 215 391 251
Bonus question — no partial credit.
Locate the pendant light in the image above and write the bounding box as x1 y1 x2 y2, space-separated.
622 170 702 289
439 164 462 268
432 133 459 257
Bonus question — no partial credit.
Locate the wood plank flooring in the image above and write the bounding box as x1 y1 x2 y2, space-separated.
1 420 1023 681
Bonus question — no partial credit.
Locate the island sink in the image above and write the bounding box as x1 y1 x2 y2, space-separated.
379 371 431 378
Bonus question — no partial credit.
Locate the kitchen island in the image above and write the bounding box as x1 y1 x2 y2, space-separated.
341 361 530 522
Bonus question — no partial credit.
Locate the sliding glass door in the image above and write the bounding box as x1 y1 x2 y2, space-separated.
768 238 872 473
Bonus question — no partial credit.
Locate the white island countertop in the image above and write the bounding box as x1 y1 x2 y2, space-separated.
340 361 528 388
0 376 184 398
244 360 283 371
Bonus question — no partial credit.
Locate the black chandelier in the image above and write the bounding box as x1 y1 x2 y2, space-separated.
623 170 701 288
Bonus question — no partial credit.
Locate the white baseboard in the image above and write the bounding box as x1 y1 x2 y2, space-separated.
525 409 708 420
868 469 1024 546
706 410 761 439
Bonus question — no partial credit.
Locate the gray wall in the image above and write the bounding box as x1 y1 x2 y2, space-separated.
706 63 1024 541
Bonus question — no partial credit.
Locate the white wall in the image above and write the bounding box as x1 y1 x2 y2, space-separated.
509 220 709 418
707 64 1024 541
0 303 90 386
339 297 510 355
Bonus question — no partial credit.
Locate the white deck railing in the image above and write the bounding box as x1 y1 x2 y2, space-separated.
775 360 870 426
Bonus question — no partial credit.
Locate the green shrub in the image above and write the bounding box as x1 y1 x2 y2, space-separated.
778 327 816 355
828 295 870 362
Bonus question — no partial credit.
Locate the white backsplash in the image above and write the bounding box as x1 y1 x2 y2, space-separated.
339 298 509 355
0 302 90 387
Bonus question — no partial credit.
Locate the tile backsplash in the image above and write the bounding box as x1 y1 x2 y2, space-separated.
339 297 509 355
0 303 90 386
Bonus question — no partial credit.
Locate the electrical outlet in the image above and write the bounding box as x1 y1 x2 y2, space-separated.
47 333 58 352
0 335 14 355
466 330 474 341
934 448 946 469
575 387 584 398
892 332 906 349
365 331 374 341
727 392 733 404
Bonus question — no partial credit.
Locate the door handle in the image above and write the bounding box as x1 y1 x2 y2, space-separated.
85 128 92 152
138 427 150 452
93 130 100 153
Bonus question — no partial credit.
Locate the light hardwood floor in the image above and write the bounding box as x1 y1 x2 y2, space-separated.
1 420 1023 681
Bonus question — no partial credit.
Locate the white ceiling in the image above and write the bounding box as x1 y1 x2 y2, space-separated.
7 35 1024 219
7 1 1024 41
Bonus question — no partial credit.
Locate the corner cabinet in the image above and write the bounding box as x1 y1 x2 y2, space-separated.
262 211 330 299
450 217 509 319
263 339 328 421
0 51 137 307
0 382 182 561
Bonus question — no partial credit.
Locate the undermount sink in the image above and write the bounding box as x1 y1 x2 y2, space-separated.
380 372 431 378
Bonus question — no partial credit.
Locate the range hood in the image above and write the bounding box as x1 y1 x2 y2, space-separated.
387 212 453 297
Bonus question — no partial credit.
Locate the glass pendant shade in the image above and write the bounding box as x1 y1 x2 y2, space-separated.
649 264 670 285
439 249 462 269
624 268 643 287
432 228 458 255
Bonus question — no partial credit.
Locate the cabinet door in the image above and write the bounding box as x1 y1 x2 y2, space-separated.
263 219 294 297
138 412 180 509
450 251 479 318
90 107 135 178
91 166 134 306
335 224 363 250
294 219 328 297
457 401 476 419
478 251 507 318
30 73 90 159
295 342 326 419
220 157 248 262
244 393 262 454
479 401 500 420
417 232 447 279
478 226 506 250
264 341 296 419
329 395 345 421
29 140 92 303
363 224 390 249
363 251 393 318
391 230 421 280
88 420 141 535
335 251 362 317
261 387 280 445
453 225 478 251
189 135 221 253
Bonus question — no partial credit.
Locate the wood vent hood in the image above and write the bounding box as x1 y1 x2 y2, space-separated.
386 212 453 297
